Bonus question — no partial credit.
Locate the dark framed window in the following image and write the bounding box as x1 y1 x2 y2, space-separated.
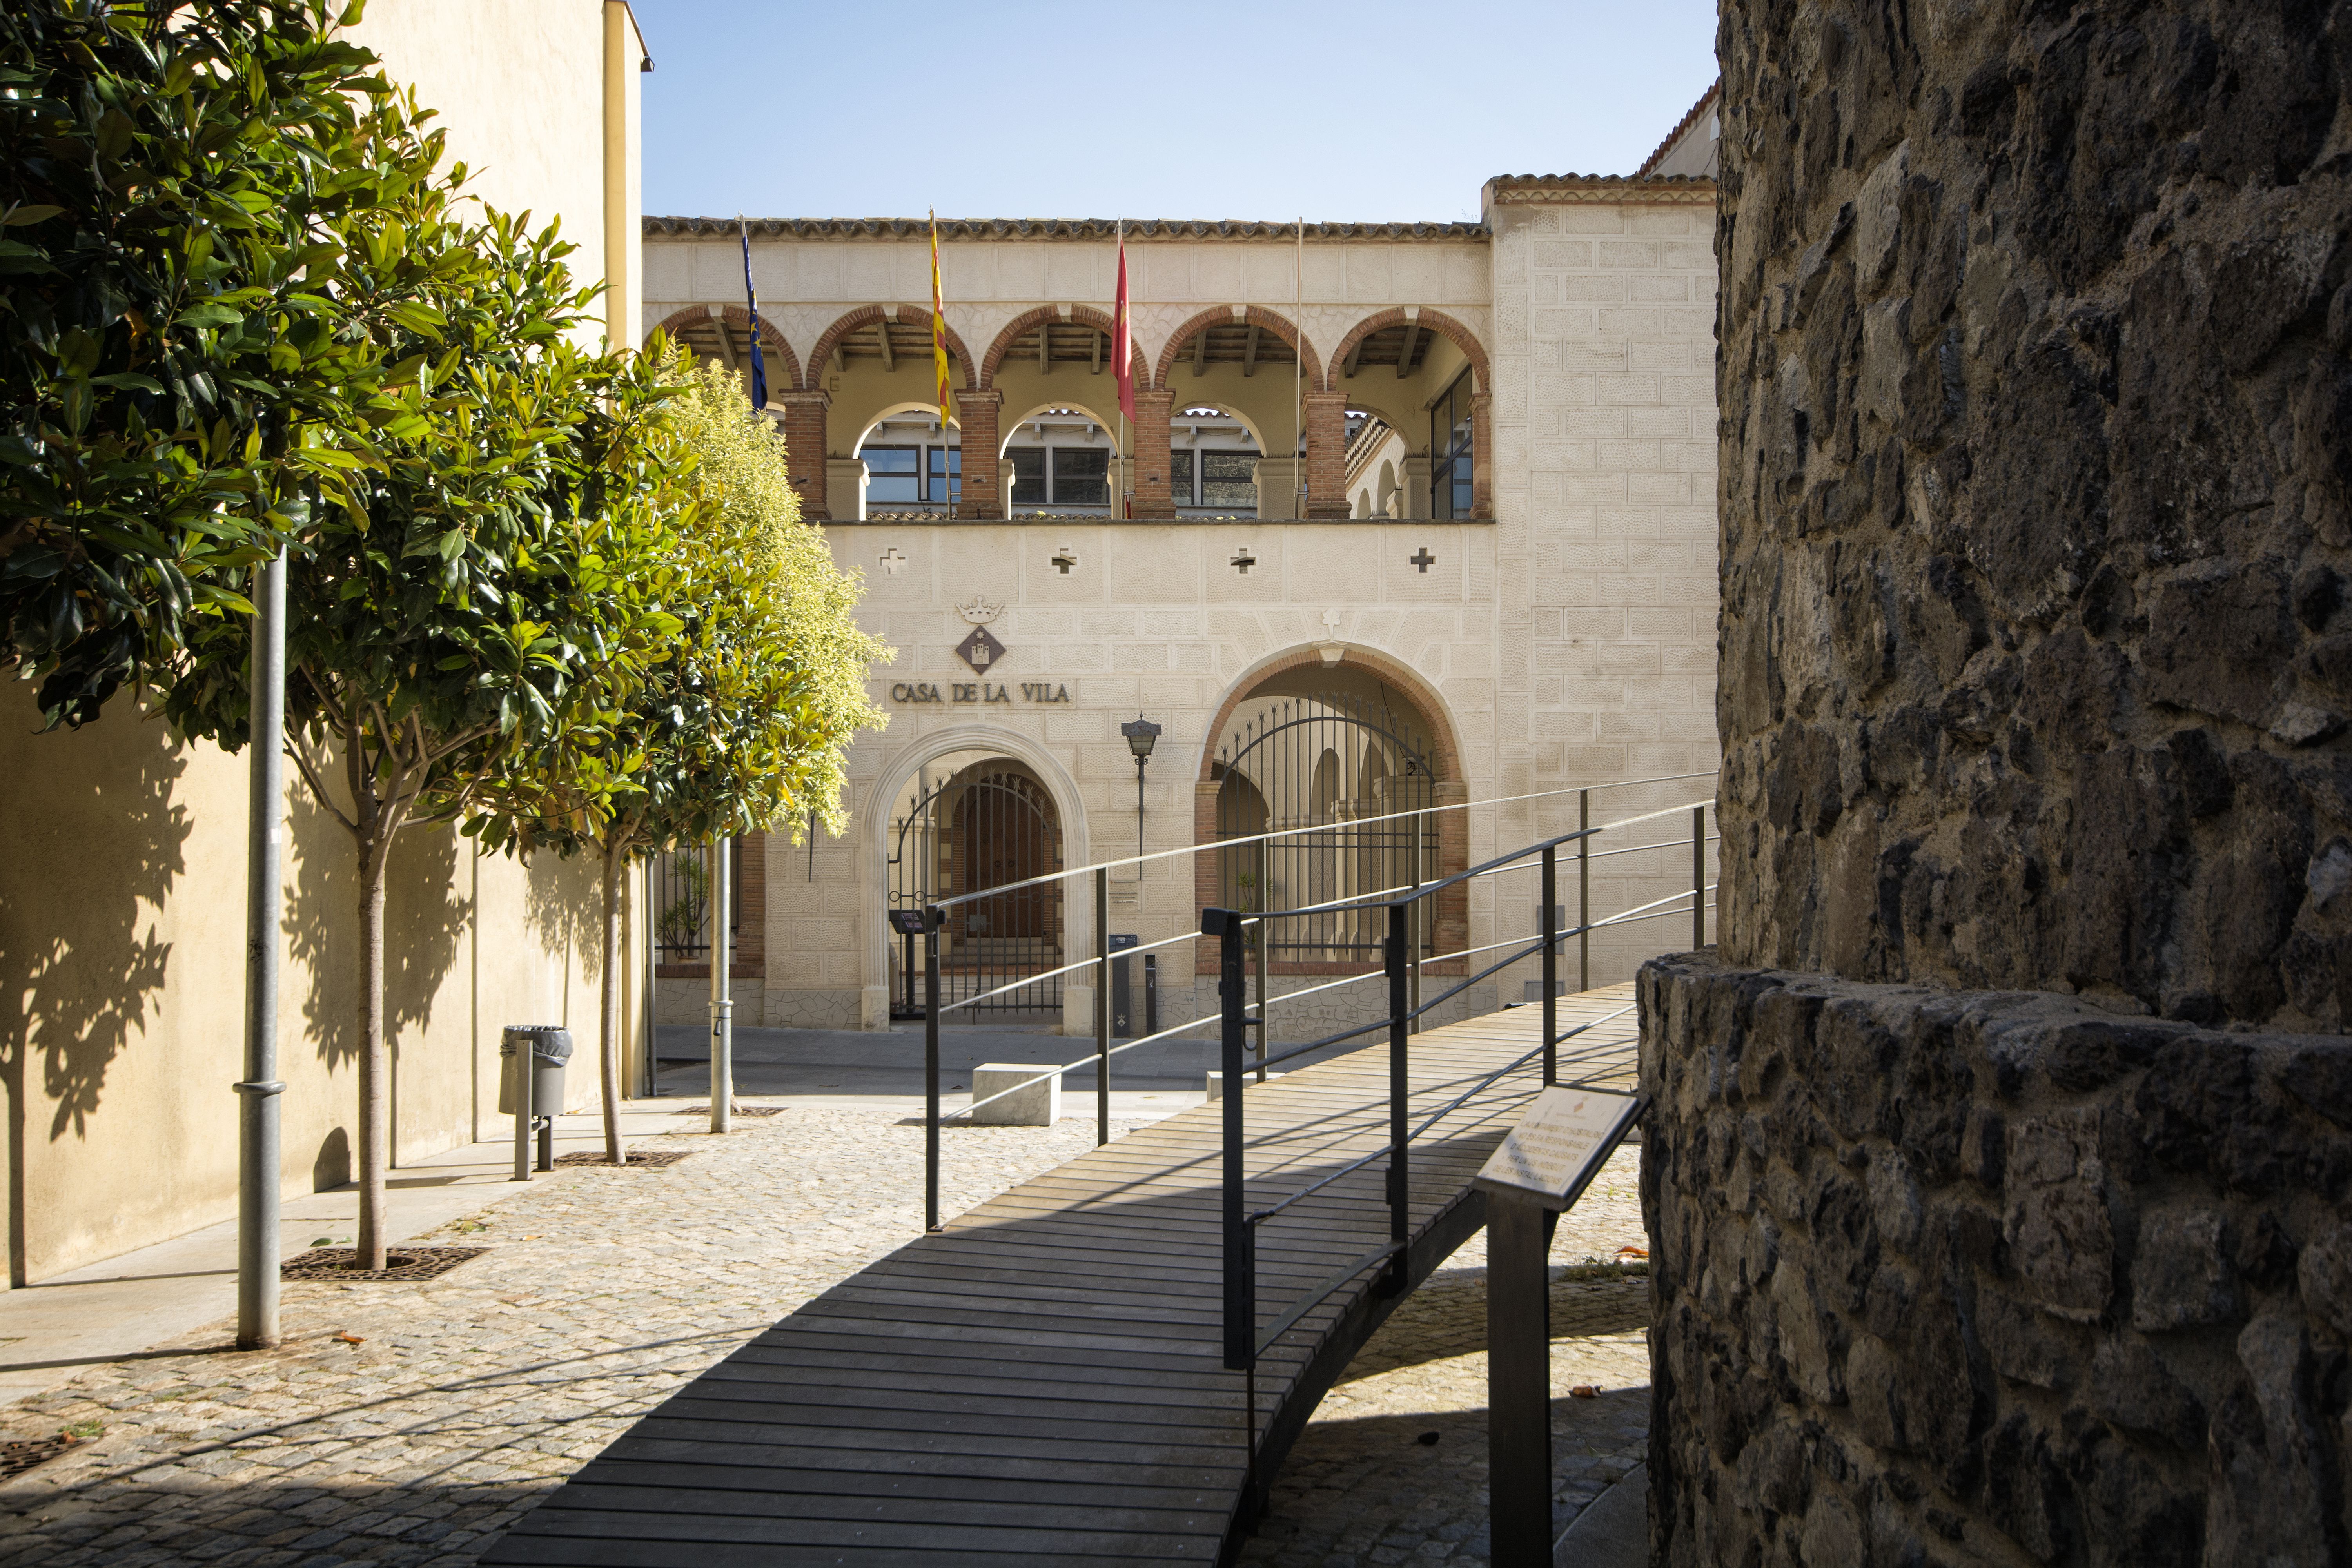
1169 449 1195 506
1201 451 1259 510
1430 370 1474 519
1052 447 1109 506
1005 446 1045 505
864 445 920 506
926 445 961 504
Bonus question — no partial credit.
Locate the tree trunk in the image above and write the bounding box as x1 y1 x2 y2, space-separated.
599 838 626 1165
355 832 391 1270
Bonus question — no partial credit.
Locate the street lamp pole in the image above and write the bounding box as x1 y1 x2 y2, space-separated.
1120 716 1161 866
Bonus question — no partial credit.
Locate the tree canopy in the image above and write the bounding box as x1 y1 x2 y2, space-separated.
0 0 455 726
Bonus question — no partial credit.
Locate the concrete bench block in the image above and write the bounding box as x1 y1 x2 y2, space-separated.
971 1064 1062 1125
1205 1071 1283 1100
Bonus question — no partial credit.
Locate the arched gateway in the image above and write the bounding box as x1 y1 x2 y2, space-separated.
885 755 1064 1018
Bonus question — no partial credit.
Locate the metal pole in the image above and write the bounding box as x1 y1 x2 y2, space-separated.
511 1029 532 1183
925 905 942 1232
1578 788 1591 992
1094 866 1110 1147
709 837 732 1134
235 552 287 1350
1693 806 1706 949
641 857 658 1098
1215 909 1251 1372
1488 1190 1558 1566
1541 845 1557 1087
1385 902 1410 1295
1408 815 1422 1034
1252 916 1267 1083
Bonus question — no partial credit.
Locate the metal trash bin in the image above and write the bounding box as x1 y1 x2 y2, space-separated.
498 1026 572 1115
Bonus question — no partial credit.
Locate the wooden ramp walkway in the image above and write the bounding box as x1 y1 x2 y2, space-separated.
481 984 1642 1568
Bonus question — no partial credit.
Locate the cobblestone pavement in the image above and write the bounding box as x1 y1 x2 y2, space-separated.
0 1119 1650 1568
0 1107 1143 1566
1240 1145 1652 1566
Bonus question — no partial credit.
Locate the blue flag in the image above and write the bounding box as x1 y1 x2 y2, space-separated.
739 220 768 408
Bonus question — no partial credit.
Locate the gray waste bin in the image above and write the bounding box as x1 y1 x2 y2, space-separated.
498 1026 572 1115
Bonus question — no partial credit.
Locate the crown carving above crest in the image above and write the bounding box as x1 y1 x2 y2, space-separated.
956 598 1003 626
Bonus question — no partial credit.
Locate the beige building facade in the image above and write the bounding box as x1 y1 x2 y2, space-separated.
644 99 1723 1041
0 2 653 1287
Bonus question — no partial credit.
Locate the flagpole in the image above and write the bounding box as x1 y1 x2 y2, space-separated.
1292 216 1304 519
1116 219 1127 520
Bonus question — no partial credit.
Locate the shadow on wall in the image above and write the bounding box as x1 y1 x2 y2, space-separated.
521 845 600 1000
313 1125 350 1191
281 785 472 1125
0 729 192 1286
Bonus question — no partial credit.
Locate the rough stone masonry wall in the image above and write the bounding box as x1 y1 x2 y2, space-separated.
1713 0 2352 1029
1642 0 2352 1562
1640 954 2352 1566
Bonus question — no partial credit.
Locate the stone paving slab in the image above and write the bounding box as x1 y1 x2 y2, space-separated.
0 1107 1651 1567
0 1107 1143 1566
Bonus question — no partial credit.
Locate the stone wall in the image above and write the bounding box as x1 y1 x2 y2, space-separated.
1641 953 2352 1566
1713 0 2352 1031
1649 0 2352 1558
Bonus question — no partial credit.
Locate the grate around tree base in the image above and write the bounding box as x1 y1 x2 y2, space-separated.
280 1246 489 1283
669 1105 785 1117
0 1434 84 1480
552 1149 693 1169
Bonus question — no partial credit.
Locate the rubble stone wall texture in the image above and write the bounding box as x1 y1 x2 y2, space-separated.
1640 953 2352 1566
1713 0 2352 1031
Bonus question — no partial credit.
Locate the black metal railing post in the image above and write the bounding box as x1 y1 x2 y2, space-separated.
1693 805 1706 949
1384 901 1410 1294
1578 788 1591 991
1409 813 1424 1034
924 905 942 1233
1252 915 1267 1083
1094 867 1110 1146
1212 909 1253 1374
1541 845 1558 1086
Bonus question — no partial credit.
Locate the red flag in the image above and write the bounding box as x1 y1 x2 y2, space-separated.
1112 223 1134 423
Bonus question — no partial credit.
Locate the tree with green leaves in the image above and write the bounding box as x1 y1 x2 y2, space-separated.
168 193 687 1268
474 352 890 1163
1 0 456 726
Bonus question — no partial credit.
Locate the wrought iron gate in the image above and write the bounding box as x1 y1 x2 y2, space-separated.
1212 683 1436 967
653 843 739 964
889 760 1065 1016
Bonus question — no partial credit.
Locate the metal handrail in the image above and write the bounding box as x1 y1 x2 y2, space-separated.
1242 1005 1636 1230
1212 797 1716 1397
923 771 1712 911
911 786 1717 1225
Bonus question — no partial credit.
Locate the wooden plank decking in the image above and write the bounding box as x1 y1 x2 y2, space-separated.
481 984 1642 1568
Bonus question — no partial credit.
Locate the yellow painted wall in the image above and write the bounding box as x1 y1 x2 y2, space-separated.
0 688 639 1285
0 0 657 1287
338 0 647 350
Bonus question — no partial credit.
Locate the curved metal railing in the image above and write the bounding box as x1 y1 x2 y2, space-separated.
909 773 1718 1234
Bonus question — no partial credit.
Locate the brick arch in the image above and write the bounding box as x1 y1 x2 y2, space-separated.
1323 307 1490 394
648 303 804 393
1152 305 1324 394
804 305 978 393
1192 644 1470 976
980 304 1152 391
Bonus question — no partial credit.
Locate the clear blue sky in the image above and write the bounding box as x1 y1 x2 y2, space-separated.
632 1 1719 224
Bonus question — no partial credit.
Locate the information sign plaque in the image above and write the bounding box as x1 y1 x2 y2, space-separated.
1472 1085 1646 1212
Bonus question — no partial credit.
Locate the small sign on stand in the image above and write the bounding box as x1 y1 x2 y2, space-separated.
1473 1085 1646 1566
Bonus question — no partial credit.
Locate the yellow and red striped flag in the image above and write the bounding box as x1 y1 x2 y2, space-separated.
929 211 952 426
